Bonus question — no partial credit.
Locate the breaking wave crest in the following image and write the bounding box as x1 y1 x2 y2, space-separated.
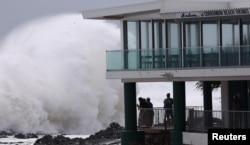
0 13 124 134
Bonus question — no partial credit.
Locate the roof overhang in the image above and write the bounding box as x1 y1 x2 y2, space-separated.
82 0 250 20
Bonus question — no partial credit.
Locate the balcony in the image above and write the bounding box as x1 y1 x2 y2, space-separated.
106 46 250 71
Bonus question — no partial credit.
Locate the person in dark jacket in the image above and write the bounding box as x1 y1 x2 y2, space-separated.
137 97 148 127
146 97 154 127
163 93 173 127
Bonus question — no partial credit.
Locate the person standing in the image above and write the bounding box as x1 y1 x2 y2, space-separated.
163 93 173 127
146 97 154 127
137 97 148 127
232 92 242 128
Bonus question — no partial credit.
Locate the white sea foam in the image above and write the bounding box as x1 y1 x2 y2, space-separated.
0 13 124 134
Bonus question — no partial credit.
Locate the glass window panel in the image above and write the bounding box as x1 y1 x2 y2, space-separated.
106 51 124 70
241 19 250 65
154 20 166 49
141 21 152 49
202 21 219 66
185 22 200 48
243 24 250 45
242 19 250 45
126 22 139 69
154 21 159 49
221 20 239 66
140 21 152 69
202 22 218 48
168 22 180 49
127 22 137 50
222 20 239 46
127 50 138 69
167 22 181 68
153 20 166 68
161 21 166 49
141 49 153 69
184 22 200 67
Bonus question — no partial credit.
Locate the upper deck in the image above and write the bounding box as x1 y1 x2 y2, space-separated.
106 46 250 81
82 1 250 82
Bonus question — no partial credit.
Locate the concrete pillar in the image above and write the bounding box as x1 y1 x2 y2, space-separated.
171 81 186 145
221 81 229 128
203 81 212 110
121 82 145 145
203 81 212 129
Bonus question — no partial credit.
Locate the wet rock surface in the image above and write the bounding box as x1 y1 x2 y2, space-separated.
0 131 13 138
15 133 39 139
34 122 124 145
35 135 83 145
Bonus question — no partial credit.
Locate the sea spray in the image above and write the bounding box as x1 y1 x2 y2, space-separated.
0 13 124 134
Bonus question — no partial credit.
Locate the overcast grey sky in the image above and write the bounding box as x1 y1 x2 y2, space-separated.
0 0 153 41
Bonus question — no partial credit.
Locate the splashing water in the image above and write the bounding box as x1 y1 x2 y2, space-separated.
0 13 124 134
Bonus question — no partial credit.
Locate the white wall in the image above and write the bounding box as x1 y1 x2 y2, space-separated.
183 132 208 145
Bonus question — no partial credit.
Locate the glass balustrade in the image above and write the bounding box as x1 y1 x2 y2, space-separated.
106 46 250 71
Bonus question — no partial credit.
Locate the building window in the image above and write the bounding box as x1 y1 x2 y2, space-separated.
140 21 152 50
127 21 138 50
202 21 219 66
221 19 239 66
167 22 181 68
168 22 180 49
184 22 200 67
154 20 166 49
125 21 139 69
241 19 250 65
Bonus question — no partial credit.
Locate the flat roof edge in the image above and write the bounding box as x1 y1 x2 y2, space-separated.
160 1 229 13
82 1 250 20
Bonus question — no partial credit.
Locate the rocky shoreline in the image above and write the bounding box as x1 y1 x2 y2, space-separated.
0 122 170 145
34 122 123 145
0 122 123 145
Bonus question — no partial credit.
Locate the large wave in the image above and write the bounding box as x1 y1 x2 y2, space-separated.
0 13 124 134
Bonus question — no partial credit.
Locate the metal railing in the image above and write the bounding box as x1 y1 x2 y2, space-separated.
137 107 173 128
137 107 250 132
186 109 250 132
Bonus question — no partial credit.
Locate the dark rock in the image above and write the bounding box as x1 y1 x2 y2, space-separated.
15 133 26 139
35 135 85 145
34 122 123 145
35 135 54 145
0 132 8 138
15 133 39 139
86 122 123 141
0 131 14 137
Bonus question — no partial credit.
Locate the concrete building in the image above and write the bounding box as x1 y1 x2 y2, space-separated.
83 0 250 145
